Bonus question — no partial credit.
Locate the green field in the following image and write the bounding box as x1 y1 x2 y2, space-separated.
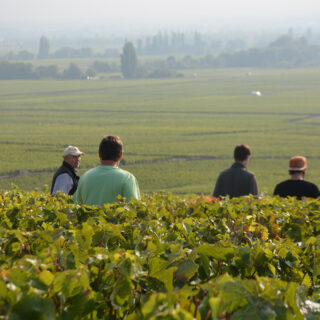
1 68 320 195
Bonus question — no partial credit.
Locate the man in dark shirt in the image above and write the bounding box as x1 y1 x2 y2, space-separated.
51 146 84 195
274 156 319 199
213 144 258 198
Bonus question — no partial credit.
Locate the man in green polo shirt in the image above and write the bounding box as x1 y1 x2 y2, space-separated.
73 135 140 206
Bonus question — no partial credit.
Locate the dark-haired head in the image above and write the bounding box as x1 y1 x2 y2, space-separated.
234 144 251 162
99 136 123 161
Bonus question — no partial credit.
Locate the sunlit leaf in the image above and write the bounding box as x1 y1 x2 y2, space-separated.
197 245 234 261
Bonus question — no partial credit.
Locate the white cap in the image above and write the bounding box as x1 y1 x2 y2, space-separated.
63 146 84 157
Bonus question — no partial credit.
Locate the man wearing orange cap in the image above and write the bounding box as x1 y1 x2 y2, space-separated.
51 145 84 195
273 156 319 199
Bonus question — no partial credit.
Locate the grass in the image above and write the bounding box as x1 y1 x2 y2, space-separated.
1 68 320 195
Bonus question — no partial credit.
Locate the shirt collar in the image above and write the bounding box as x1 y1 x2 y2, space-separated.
231 162 246 169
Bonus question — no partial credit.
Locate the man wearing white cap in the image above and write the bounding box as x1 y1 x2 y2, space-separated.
51 146 84 195
273 156 319 199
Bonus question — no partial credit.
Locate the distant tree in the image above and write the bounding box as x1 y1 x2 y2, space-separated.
35 65 58 78
52 47 73 59
52 47 92 59
0 62 36 79
148 68 177 78
92 61 111 73
193 31 202 47
166 56 176 69
16 50 34 60
269 35 308 48
120 42 137 78
79 48 93 58
62 63 83 79
136 38 143 54
38 36 50 59
85 68 96 78
181 55 195 68
3 51 15 60
202 54 214 67
135 65 148 78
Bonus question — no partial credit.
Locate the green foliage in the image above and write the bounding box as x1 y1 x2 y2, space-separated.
121 42 137 78
62 63 83 80
0 190 320 318
92 60 112 73
0 62 37 80
0 62 87 80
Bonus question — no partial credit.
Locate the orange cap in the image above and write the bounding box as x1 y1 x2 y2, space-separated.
288 156 307 171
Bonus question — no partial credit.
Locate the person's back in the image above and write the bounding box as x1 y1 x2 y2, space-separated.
273 156 319 199
74 165 140 206
214 162 257 198
73 135 140 206
213 144 258 198
274 179 319 199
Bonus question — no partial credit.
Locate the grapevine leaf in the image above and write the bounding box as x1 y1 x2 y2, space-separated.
198 253 210 277
197 245 234 261
111 278 133 309
301 273 312 288
174 260 198 282
7 268 29 288
140 293 167 318
208 297 222 319
231 302 276 320
9 297 55 320
149 257 170 276
119 258 133 278
39 270 54 287
0 280 7 299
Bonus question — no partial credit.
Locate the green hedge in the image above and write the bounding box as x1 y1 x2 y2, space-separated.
0 189 319 319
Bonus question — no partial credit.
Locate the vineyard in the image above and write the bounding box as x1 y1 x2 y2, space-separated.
2 68 320 194
0 189 319 319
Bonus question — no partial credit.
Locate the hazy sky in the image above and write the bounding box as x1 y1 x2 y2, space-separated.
2 0 320 34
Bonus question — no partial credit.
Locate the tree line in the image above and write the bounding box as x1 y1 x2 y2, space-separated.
120 35 320 78
1 36 120 61
2 30 318 62
0 62 110 80
2 35 320 80
0 32 243 60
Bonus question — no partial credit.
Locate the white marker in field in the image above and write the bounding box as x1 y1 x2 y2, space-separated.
251 91 261 96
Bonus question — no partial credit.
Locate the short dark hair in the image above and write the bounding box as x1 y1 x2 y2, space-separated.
289 170 305 175
234 144 251 162
99 136 123 161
